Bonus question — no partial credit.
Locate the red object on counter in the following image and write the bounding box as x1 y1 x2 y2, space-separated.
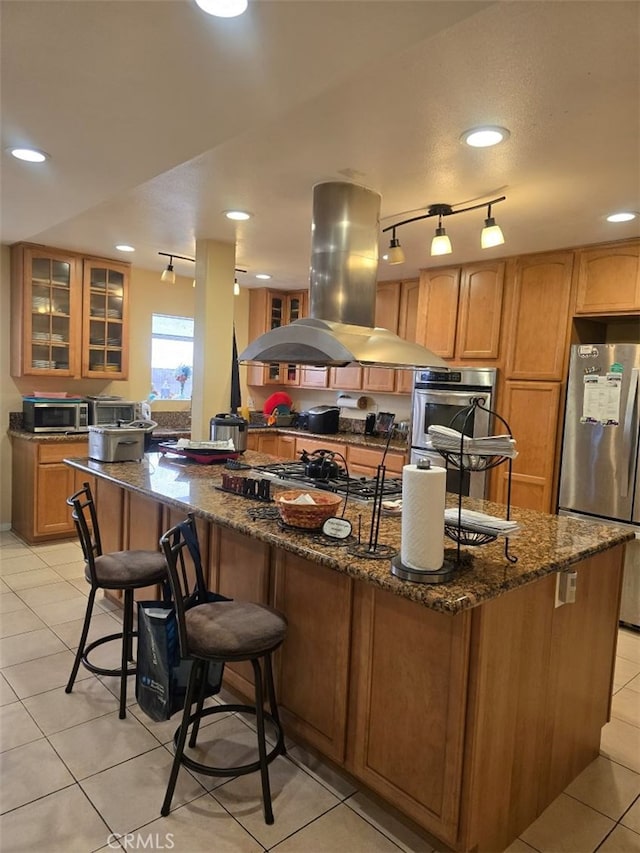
263 391 293 415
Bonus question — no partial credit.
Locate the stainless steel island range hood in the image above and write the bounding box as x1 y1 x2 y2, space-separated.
239 182 447 369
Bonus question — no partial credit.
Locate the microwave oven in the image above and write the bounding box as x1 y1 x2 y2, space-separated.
88 399 137 426
23 399 89 433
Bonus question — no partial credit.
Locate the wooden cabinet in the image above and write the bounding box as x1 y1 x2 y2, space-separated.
416 261 504 363
10 243 130 379
246 430 279 455
574 240 640 315
247 288 307 386
346 445 406 477
504 251 574 380
347 582 470 846
493 380 562 512
329 364 363 391
82 257 129 378
94 477 125 553
396 278 421 393
363 279 416 393
213 525 271 697
276 433 297 460
294 436 347 460
298 366 328 388
416 267 460 358
273 549 353 762
11 437 89 543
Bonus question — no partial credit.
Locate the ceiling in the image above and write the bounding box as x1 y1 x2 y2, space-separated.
1 0 639 289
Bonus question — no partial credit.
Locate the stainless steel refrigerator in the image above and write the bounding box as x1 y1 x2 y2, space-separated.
559 343 640 629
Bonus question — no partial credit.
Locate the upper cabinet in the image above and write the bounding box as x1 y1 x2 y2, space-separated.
416 261 505 363
395 278 421 394
82 258 129 379
503 251 574 381
573 241 640 315
10 243 130 379
247 288 308 386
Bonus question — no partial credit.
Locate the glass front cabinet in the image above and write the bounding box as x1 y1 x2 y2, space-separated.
11 244 130 379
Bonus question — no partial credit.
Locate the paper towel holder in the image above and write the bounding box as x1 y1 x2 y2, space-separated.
390 555 457 584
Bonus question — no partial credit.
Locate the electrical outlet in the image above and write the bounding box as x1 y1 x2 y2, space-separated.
555 571 578 607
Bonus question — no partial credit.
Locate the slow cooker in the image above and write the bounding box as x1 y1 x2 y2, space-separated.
209 413 248 453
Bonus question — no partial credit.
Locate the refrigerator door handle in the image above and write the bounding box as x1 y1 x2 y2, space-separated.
621 367 639 499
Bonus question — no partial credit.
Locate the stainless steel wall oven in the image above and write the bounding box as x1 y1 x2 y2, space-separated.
411 367 497 498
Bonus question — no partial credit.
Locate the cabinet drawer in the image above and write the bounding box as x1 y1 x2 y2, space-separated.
38 440 88 464
295 437 347 459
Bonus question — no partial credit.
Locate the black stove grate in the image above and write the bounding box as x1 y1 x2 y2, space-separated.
251 462 403 502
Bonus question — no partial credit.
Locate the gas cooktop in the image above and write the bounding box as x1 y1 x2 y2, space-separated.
251 461 403 503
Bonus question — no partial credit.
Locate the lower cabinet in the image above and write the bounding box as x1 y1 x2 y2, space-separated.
246 431 279 454
10 437 89 543
294 436 347 460
346 445 406 477
214 525 271 697
347 582 470 847
273 549 353 763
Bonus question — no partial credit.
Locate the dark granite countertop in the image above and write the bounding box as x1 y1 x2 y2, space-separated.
62 450 633 615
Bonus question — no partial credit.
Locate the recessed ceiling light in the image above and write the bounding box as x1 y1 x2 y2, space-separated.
606 211 637 223
194 0 248 17
460 127 510 148
9 147 49 162
115 244 135 252
224 210 252 221
255 273 271 280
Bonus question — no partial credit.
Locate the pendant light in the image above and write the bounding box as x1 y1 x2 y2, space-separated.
158 251 195 284
430 214 452 256
480 203 505 249
386 227 405 265
160 256 175 284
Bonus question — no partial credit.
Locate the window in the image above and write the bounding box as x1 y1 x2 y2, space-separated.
151 314 194 400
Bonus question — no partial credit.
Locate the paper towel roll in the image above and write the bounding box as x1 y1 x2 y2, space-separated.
401 464 446 571
337 395 368 410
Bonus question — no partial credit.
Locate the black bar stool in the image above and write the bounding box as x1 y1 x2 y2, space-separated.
159 516 287 824
66 482 168 718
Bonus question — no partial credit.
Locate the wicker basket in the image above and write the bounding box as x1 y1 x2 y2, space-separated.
275 489 343 529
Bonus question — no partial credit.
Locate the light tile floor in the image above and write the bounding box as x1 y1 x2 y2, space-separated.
0 529 639 853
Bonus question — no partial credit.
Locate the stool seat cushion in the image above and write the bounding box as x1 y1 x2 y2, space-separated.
90 550 167 588
186 601 287 659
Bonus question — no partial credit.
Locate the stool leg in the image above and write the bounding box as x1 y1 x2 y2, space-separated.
119 589 134 719
66 586 97 694
161 659 203 817
251 658 274 825
188 661 209 749
264 653 286 756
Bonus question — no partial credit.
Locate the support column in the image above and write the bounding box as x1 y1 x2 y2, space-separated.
191 239 236 440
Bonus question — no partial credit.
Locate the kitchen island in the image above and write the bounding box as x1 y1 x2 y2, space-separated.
64 450 632 852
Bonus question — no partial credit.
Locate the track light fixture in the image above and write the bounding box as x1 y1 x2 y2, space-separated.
158 251 195 284
382 195 506 261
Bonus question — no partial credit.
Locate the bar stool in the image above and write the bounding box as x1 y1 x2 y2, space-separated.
159 516 287 824
66 482 168 719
